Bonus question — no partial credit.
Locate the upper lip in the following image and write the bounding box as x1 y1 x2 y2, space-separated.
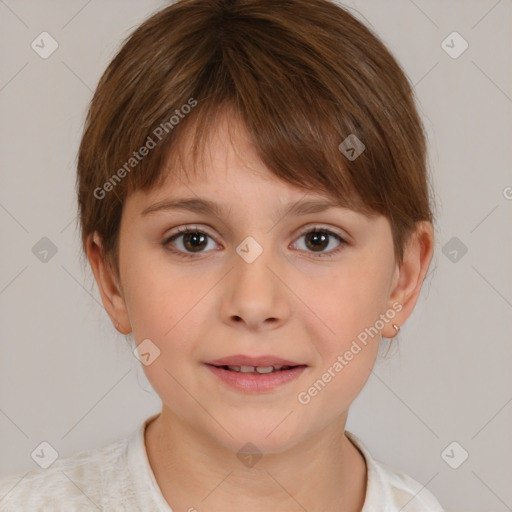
205 354 305 367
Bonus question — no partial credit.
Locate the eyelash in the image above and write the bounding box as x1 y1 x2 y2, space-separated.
162 225 348 260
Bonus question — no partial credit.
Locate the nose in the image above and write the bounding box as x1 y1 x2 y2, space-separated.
219 238 291 331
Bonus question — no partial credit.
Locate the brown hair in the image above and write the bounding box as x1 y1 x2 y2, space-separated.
76 0 434 280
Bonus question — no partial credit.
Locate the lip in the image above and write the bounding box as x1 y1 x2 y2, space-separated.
205 354 304 367
205 364 307 393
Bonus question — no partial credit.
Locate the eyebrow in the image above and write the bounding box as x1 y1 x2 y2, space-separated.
140 197 344 220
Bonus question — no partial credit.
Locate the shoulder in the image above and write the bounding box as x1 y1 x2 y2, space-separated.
374 459 444 511
345 431 444 512
0 435 133 512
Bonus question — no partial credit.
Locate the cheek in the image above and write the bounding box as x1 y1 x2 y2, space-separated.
121 244 199 338
294 256 392 408
296 258 392 347
294 266 387 416
124 264 209 411
122 258 218 396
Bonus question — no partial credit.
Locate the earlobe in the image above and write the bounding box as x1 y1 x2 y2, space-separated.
86 231 132 335
382 221 434 338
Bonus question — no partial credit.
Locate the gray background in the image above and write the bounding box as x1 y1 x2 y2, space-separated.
0 1 511 510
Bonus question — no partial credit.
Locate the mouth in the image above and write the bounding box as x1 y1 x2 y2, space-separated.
205 354 305 368
204 355 308 393
208 364 304 374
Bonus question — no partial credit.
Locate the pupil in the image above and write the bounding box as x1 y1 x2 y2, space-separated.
184 232 207 252
306 231 328 251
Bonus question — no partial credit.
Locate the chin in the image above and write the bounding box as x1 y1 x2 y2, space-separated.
208 418 302 457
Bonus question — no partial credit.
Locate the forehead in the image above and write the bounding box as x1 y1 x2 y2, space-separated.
130 112 341 207
124 106 373 225
130 167 349 226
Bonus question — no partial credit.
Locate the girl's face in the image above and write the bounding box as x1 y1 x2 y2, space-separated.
102 114 423 455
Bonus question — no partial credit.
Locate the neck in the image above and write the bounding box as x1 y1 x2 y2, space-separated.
144 408 367 512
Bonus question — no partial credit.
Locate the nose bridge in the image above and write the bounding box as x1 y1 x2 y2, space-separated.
222 232 290 328
233 233 278 292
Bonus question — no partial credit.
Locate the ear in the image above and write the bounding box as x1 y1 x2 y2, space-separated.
381 221 434 338
86 231 132 335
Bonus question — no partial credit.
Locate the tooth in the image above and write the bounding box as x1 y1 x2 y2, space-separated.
255 366 275 374
227 365 241 372
239 366 256 373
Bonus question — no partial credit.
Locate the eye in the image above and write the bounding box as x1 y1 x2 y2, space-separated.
291 226 347 258
162 226 218 258
162 224 348 259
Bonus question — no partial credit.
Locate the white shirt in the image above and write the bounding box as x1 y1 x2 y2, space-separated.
0 413 444 511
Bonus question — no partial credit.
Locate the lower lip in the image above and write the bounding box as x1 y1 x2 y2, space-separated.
205 364 307 393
